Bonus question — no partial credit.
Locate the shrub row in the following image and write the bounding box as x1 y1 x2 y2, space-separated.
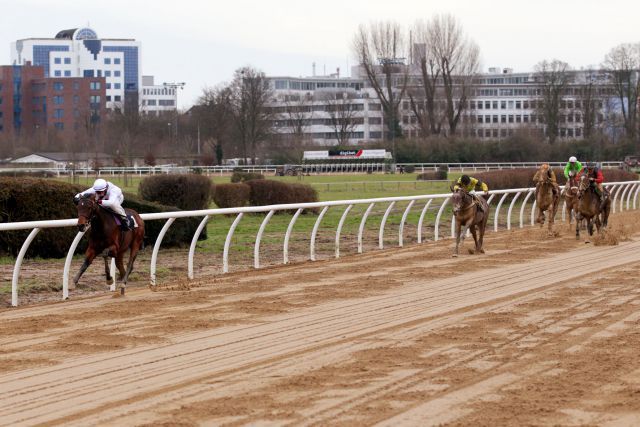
471 168 638 191
416 170 448 180
138 174 213 211
212 180 318 211
0 178 201 258
230 171 264 183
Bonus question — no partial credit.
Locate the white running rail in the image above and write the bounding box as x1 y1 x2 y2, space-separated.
1 181 638 307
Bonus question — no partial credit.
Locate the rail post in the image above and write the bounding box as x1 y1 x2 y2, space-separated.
506 191 522 230
223 213 244 273
11 228 41 307
493 193 509 232
434 197 450 241
378 201 396 249
310 206 329 261
150 218 176 286
357 203 375 254
519 190 534 228
335 205 353 258
188 215 210 280
398 200 415 247
417 199 434 243
62 229 88 301
283 208 303 264
254 210 275 269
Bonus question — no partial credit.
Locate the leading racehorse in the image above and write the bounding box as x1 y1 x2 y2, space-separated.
564 174 580 226
451 187 489 257
575 175 610 241
74 194 144 294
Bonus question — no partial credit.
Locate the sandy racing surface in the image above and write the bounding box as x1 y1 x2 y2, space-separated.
2 212 640 426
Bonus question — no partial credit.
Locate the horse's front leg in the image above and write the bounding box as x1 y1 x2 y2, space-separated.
469 225 480 254
536 207 545 227
453 221 463 258
103 256 113 285
73 248 97 287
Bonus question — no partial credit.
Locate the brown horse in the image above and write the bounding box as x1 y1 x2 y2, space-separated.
451 188 489 257
575 175 611 241
534 175 560 233
564 175 580 225
74 195 145 294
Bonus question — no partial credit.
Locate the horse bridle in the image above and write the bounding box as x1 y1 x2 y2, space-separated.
452 189 475 214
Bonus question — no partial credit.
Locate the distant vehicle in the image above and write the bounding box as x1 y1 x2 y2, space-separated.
622 155 640 171
275 164 301 176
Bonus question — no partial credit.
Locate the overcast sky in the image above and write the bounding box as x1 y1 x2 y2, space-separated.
1 0 639 109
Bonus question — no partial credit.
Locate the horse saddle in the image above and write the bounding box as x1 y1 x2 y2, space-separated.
113 214 138 230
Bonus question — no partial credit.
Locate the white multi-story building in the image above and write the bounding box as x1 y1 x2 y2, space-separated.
266 66 622 145
11 27 141 111
266 75 385 145
140 76 177 115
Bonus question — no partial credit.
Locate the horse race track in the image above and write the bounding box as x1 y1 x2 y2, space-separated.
2 211 640 426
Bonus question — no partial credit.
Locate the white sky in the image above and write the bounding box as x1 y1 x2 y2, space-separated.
1 0 639 109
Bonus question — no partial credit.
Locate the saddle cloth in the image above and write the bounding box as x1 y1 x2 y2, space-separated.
113 214 138 228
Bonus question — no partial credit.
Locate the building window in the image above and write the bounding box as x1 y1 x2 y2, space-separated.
484 101 490 109
516 115 522 123
90 81 101 90
54 70 61 77
97 70 102 77
64 58 71 64
114 83 121 89
73 95 79 105
53 82 64 91
492 115 498 123
477 101 483 110
104 58 111 64
501 115 506 123
492 101 498 109
90 95 101 104
54 58 61 64
523 100 529 109
147 99 156 106
105 71 111 77
114 58 121 64
477 115 483 124
508 115 514 123
114 95 121 102
515 101 521 109
64 70 71 77
469 101 475 109
500 101 506 109
106 83 111 89
73 81 80 90
54 122 64 130
83 70 94 77
53 96 64 105
106 96 111 102
53 109 64 119
74 109 80 118
114 70 121 77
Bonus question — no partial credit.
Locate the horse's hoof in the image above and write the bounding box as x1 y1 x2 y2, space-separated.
468 248 475 255
452 253 458 258
120 287 125 296
585 240 591 244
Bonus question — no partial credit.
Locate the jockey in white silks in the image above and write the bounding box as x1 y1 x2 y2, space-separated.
75 178 130 228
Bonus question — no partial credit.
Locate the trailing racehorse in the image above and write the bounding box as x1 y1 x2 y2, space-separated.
564 175 580 226
451 188 489 257
575 175 611 242
534 173 560 233
74 194 145 294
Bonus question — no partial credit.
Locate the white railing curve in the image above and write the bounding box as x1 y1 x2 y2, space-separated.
1 181 639 307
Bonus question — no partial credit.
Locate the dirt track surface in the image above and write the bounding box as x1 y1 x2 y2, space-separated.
2 214 640 426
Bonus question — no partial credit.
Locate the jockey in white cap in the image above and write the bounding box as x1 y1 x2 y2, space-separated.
75 179 130 229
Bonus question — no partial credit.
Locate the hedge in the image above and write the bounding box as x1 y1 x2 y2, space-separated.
0 178 202 258
139 174 213 211
246 180 319 213
230 171 264 183
417 170 448 180
472 168 638 190
213 183 251 208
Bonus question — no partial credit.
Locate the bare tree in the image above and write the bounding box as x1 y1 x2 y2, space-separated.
574 70 600 139
603 43 640 142
282 93 313 144
229 66 273 164
195 84 234 164
534 59 571 144
323 92 361 145
352 21 409 142
411 15 480 137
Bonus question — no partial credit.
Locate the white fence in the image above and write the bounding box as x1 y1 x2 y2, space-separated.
0 161 624 176
2 180 639 307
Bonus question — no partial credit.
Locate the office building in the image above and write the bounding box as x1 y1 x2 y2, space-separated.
11 27 140 111
141 75 177 115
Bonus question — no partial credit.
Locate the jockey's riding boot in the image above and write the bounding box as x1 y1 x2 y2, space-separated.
120 216 131 231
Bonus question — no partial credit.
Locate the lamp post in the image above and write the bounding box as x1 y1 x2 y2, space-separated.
162 82 186 144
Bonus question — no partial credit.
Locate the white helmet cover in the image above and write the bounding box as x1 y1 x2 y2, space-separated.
569 156 577 163
93 178 108 191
